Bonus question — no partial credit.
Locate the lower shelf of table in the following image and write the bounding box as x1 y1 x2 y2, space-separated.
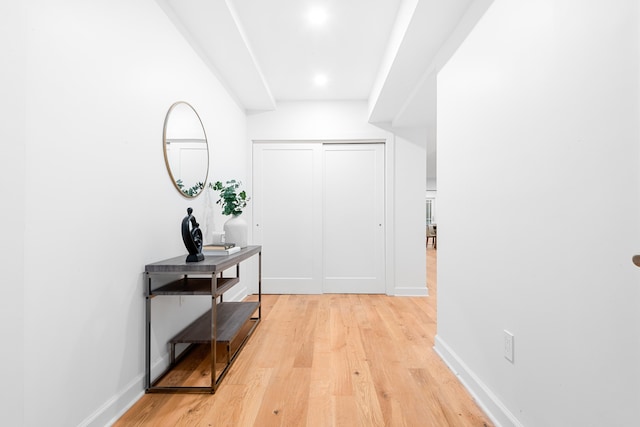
170 301 260 345
147 301 260 393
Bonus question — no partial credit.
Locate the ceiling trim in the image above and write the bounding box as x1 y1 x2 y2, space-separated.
156 0 276 113
368 0 494 127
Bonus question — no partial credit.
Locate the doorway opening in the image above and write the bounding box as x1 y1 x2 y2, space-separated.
426 194 437 292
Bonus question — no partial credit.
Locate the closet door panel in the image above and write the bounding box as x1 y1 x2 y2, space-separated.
253 143 322 293
323 144 385 293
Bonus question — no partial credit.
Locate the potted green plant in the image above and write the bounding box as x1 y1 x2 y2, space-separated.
210 180 249 215
210 180 250 247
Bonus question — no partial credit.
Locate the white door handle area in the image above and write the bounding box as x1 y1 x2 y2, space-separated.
633 255 640 267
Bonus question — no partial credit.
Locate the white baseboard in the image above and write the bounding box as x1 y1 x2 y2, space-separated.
78 374 144 427
433 335 524 427
79 350 175 426
224 285 248 302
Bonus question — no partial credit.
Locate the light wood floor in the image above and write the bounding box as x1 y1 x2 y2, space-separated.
115 246 492 426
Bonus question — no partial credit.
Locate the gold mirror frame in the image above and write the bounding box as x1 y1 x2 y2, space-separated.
162 101 209 198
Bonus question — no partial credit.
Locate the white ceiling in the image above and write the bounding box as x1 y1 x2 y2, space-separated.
157 0 490 124
229 0 402 102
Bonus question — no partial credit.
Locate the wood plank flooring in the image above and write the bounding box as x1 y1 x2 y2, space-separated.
115 246 492 426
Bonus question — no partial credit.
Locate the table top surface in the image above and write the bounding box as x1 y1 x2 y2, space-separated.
145 245 261 274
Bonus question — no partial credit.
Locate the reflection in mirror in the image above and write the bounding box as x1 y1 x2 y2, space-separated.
163 101 209 198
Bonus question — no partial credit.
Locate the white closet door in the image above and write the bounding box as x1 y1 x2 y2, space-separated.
323 144 385 293
253 143 323 293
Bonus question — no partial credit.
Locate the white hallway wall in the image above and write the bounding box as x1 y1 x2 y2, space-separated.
436 1 640 426
0 3 26 426
7 0 250 426
393 127 429 295
247 101 427 296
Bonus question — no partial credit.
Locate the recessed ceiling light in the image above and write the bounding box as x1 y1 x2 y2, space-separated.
307 6 328 26
314 74 328 86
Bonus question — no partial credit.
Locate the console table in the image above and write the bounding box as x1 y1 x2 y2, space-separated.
144 245 261 393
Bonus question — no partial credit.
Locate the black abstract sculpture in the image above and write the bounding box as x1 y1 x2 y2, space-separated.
182 207 204 262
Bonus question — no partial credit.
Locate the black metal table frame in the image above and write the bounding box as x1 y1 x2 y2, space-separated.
144 246 262 393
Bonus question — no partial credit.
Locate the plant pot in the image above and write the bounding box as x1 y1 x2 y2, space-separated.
223 214 248 248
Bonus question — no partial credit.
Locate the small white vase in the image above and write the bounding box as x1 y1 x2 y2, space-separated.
223 214 248 248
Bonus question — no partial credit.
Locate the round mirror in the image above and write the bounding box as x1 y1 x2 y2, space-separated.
163 101 209 198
